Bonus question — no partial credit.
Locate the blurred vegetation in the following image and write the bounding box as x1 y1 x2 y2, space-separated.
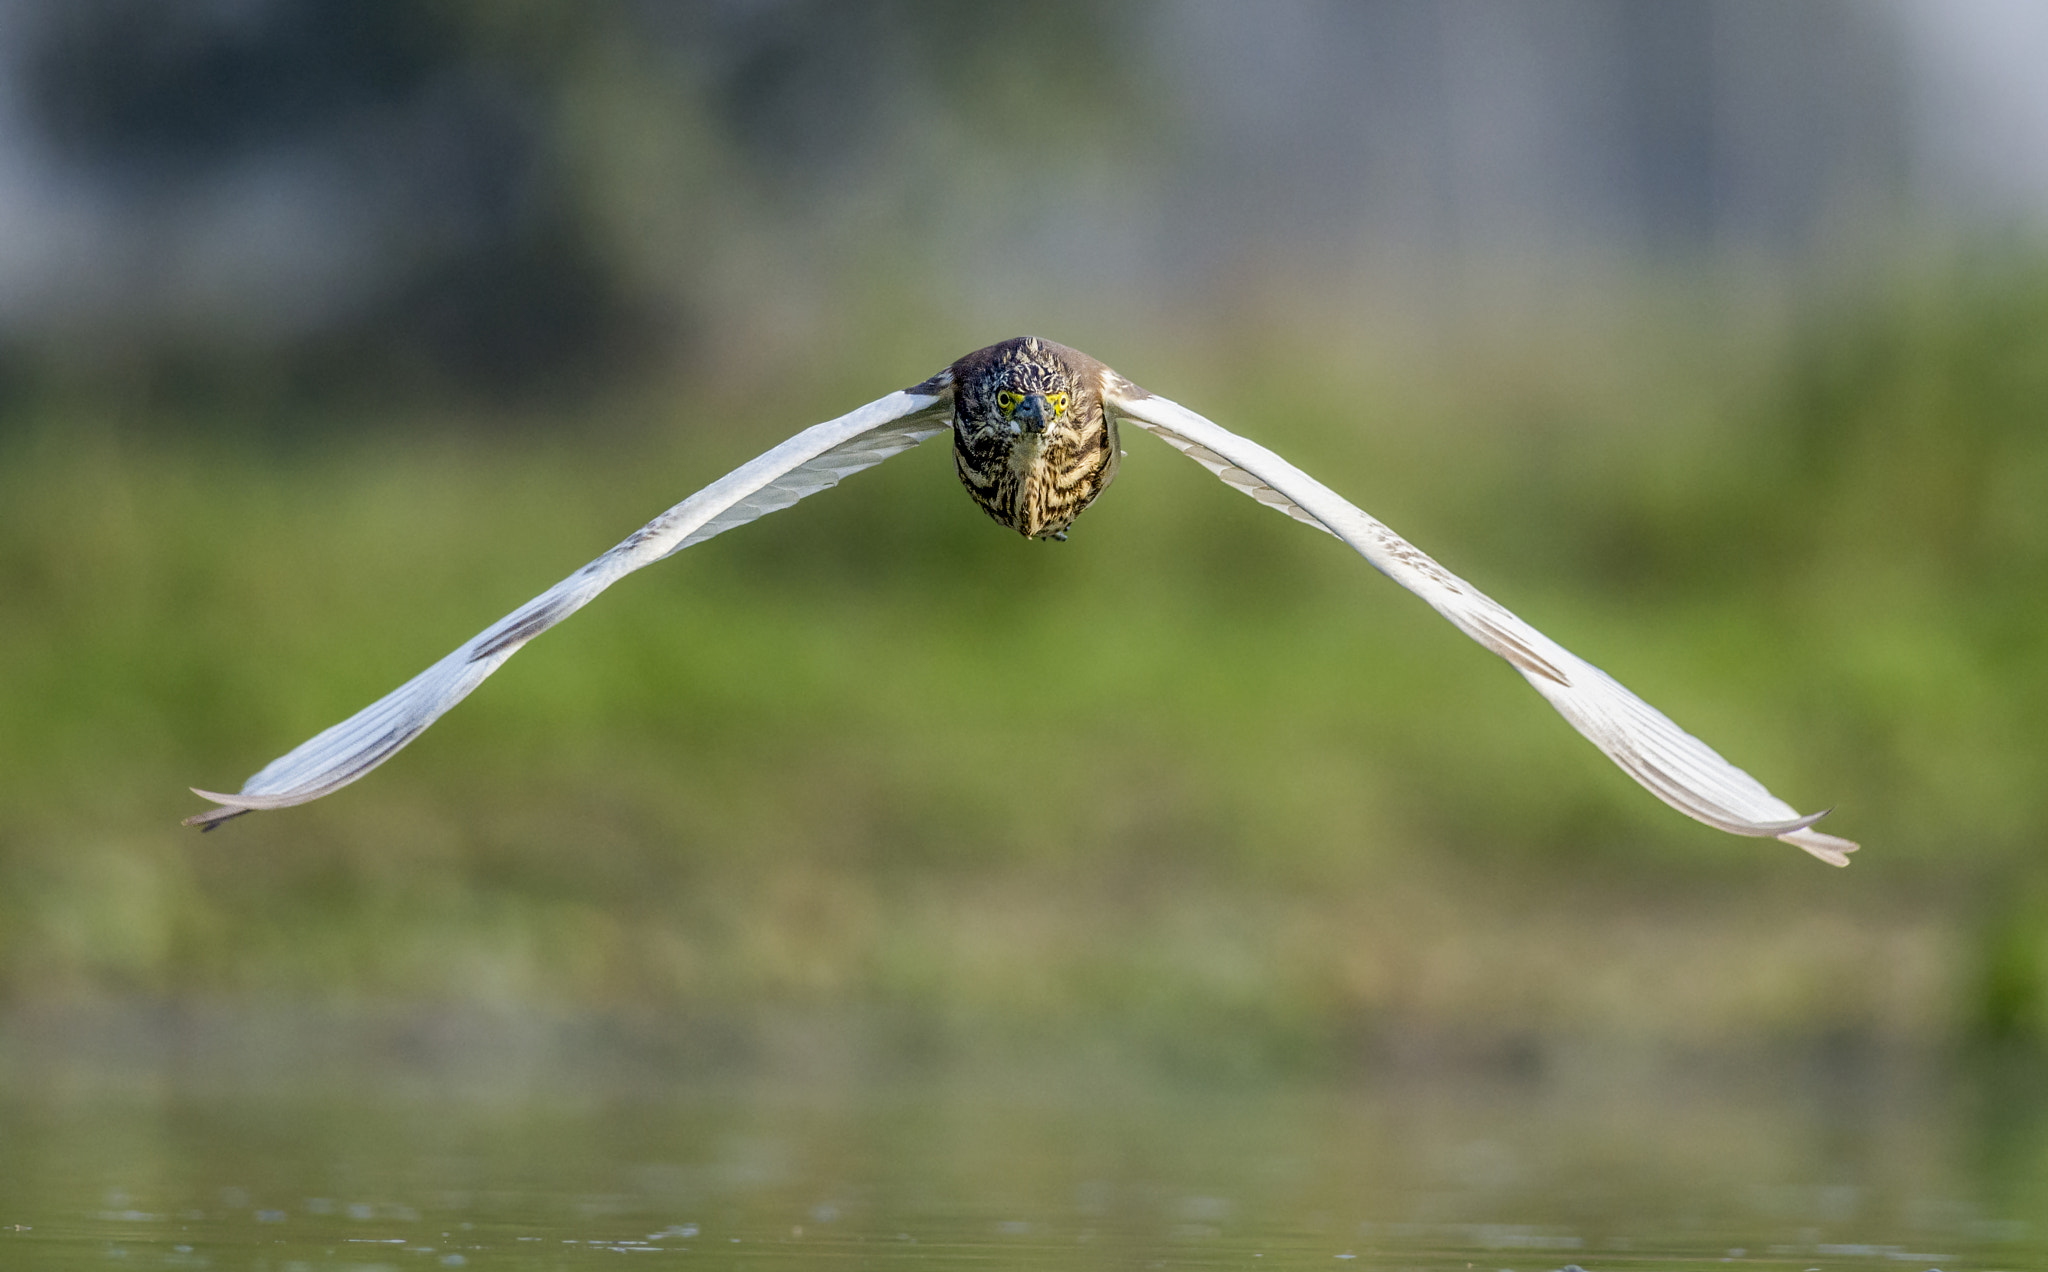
3 0 1146 411
3 256 2047 1075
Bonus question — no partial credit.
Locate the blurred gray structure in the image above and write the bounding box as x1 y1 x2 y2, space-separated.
0 0 2043 403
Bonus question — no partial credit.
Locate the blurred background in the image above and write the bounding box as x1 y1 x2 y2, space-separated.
3 0 2048 1098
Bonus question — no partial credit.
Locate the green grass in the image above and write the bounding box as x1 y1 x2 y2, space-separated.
4 263 2047 1066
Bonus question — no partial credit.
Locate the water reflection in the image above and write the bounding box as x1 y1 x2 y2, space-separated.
0 1014 2041 1269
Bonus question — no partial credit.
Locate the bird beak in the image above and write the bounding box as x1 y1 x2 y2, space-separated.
1013 393 1052 435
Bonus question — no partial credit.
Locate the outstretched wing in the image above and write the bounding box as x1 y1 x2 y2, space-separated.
186 377 955 828
1102 374 1856 866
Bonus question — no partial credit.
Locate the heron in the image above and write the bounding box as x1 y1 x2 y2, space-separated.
186 336 1856 866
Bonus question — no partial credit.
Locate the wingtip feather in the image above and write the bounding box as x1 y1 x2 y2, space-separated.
1771 809 1858 866
183 793 253 831
185 785 318 829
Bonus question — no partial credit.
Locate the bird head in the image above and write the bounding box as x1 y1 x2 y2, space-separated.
951 336 1090 450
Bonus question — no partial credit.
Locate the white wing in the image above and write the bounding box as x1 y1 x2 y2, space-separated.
1103 376 1856 866
187 378 954 828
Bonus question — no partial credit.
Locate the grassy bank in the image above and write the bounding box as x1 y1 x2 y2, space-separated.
3 264 2046 1068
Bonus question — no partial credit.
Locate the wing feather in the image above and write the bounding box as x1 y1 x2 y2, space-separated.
1104 377 1855 866
186 380 953 828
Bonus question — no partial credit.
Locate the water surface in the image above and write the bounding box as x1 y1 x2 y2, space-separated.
1 1020 2039 1270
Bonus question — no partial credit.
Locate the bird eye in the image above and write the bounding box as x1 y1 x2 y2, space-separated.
1048 392 1069 416
995 390 1021 414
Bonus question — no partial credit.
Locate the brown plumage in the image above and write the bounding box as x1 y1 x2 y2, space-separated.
949 336 1121 540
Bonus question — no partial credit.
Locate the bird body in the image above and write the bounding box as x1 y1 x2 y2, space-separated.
186 337 1857 867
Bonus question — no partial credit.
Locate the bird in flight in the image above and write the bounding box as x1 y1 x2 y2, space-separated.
186 337 1856 866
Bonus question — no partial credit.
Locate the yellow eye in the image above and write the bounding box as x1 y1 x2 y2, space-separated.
1048 391 1069 416
995 389 1021 414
